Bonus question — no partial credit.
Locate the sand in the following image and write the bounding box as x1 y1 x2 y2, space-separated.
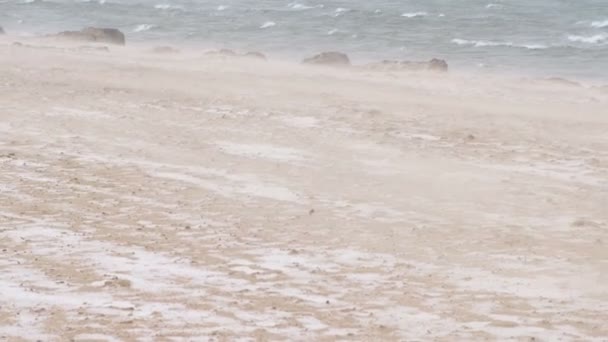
0 39 607 341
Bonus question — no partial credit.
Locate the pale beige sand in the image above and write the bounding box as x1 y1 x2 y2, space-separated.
0 40 607 341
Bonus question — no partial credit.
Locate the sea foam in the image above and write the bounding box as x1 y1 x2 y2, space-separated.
260 21 276 29
590 20 608 28
451 38 547 49
401 12 428 18
568 33 607 44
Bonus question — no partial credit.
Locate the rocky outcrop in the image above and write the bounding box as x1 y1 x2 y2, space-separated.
363 58 448 72
244 51 266 60
205 49 267 60
0 26 4 35
428 58 448 72
302 52 350 66
53 27 125 45
205 48 236 57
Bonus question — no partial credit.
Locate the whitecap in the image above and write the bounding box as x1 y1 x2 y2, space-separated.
327 28 339 35
486 3 503 9
216 5 228 11
374 9 382 14
155 4 182 10
332 8 350 17
568 33 607 44
520 43 548 49
401 12 427 18
590 20 608 28
133 24 155 33
288 3 322 10
260 21 276 29
452 38 503 47
438 13 445 17
451 38 547 49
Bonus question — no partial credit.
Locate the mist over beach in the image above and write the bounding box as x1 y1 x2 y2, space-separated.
1 1 607 341
2 0 608 80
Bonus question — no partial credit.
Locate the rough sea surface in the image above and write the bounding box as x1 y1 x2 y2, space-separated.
1 0 607 81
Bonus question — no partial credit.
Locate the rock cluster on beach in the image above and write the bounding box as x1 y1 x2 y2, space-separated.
205 49 267 60
51 27 125 45
302 51 351 66
363 58 448 72
0 26 5 35
12 26 451 73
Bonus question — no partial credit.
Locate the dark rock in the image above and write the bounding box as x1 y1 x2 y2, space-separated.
244 51 266 60
364 58 448 72
302 51 351 66
0 26 4 35
54 27 125 45
205 48 237 57
151 46 179 54
219 48 236 56
428 58 448 72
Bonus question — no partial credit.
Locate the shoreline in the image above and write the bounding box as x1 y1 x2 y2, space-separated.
1 32 608 88
1 26 607 85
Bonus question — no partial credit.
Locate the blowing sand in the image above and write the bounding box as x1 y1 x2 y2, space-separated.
0 41 607 341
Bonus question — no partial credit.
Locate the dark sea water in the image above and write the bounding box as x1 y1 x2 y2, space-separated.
1 0 607 81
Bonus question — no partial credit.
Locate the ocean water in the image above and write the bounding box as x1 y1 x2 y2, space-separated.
1 0 607 81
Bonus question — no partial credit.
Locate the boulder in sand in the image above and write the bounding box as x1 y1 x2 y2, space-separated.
205 48 237 57
428 58 448 72
244 51 267 60
0 26 4 35
205 49 267 60
302 51 351 66
54 27 125 45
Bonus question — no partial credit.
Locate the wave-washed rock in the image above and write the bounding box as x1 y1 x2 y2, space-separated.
205 49 267 60
364 58 448 72
302 52 351 66
52 27 125 45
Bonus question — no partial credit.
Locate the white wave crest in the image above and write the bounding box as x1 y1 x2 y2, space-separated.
401 12 427 18
154 4 182 10
567 33 607 44
451 38 547 49
486 3 503 9
288 3 323 10
260 21 276 29
216 5 228 11
590 20 608 28
133 24 155 33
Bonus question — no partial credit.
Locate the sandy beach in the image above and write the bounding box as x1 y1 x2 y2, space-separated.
0 40 607 341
